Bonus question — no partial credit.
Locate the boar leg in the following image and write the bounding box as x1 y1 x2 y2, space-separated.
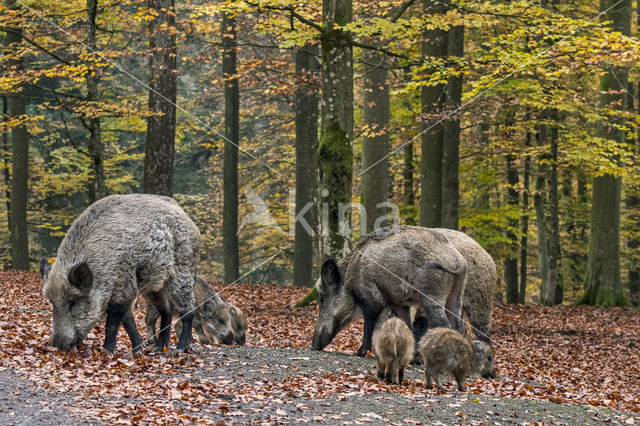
424 366 433 389
398 367 405 384
445 273 465 333
356 308 380 357
144 303 160 344
193 319 212 345
419 298 450 330
176 310 195 350
122 309 144 353
103 303 130 353
453 369 467 392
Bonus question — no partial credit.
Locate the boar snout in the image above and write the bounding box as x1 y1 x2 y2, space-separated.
483 369 497 379
220 332 235 345
311 326 332 351
51 333 77 352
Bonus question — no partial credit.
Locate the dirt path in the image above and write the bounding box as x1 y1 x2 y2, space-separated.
3 345 632 425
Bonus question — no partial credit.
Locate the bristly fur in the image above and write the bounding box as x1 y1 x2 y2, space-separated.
43 194 200 352
373 317 414 385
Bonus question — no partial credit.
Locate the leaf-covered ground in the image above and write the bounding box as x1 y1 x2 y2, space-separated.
0 269 639 424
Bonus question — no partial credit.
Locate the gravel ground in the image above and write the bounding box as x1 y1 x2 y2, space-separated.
1 345 633 425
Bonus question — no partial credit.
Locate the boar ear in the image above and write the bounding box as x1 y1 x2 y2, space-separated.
321 259 342 290
472 340 485 357
39 258 51 282
68 262 93 290
229 306 238 318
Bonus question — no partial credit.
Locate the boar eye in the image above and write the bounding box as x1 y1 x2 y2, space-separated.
218 318 226 325
487 355 493 362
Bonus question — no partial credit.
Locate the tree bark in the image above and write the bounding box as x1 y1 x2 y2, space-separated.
361 51 389 234
548 114 561 305
6 0 29 270
318 0 353 260
293 45 319 287
578 0 631 306
519 129 531 304
2 96 9 234
534 126 552 305
143 0 177 197
419 0 447 228
86 0 106 203
628 82 640 306
505 152 519 304
441 24 463 230
222 6 240 283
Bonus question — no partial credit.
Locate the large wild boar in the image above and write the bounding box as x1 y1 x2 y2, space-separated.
152 275 234 345
311 226 467 356
412 228 496 345
41 194 200 353
373 317 414 385
418 327 496 392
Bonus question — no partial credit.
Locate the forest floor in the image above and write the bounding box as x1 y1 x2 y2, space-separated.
0 270 639 424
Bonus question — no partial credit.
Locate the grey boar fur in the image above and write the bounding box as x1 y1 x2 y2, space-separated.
412 228 496 345
373 317 414 385
418 327 496 392
152 275 235 345
42 194 200 353
311 226 467 356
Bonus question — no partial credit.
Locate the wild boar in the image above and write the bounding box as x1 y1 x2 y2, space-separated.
158 276 234 345
311 226 467 356
418 327 496 392
412 229 496 349
373 317 414 385
228 304 247 345
41 194 200 353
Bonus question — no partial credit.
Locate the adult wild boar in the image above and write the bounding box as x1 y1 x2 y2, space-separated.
311 226 467 356
41 194 200 353
412 228 496 345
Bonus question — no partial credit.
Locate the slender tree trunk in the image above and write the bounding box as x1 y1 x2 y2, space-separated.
6 0 29 270
404 145 414 207
2 96 10 233
361 51 389 234
420 0 447 228
548 114 561 305
519 129 531 304
222 7 239 283
86 0 106 203
143 0 177 196
318 0 353 259
293 45 319 287
578 0 631 306
534 126 552 304
629 82 640 306
505 152 519 303
441 24 463 230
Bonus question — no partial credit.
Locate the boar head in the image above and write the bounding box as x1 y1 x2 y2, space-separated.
311 259 360 351
473 340 497 379
43 261 103 351
199 300 234 345
230 305 247 345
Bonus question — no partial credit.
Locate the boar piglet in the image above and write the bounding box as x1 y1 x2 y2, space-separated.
42 194 200 353
418 327 496 392
373 317 414 385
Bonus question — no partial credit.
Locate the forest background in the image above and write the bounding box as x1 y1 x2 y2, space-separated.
1 0 640 307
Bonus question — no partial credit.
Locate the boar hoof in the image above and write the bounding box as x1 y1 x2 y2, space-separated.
458 384 467 392
356 346 369 357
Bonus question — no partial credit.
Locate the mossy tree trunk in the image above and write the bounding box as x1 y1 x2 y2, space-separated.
361 51 389 234
519 129 531 304
293 45 320 287
143 0 177 197
318 0 353 260
222 6 240 283
419 0 447 228
578 0 631 307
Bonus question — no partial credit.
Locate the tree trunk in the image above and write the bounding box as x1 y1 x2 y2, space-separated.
519 129 531 304
534 126 552 304
578 0 631 306
441 24 463 230
505 152 519 303
628 82 640 306
2 96 9 234
6 0 29 270
318 0 353 260
548 114 561 305
222 7 240 283
86 0 106 203
293 45 319 287
361 51 389 234
419 0 447 228
404 144 414 208
143 0 177 197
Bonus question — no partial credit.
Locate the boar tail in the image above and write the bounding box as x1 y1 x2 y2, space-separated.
426 261 464 275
